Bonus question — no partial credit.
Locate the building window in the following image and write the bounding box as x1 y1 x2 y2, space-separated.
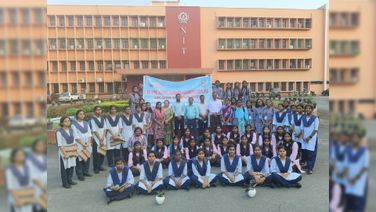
113 16 119 27
131 16 138 27
88 61 94 71
303 82 309 91
141 61 149 69
95 16 102 27
121 16 128 27
288 82 294 91
158 17 165 27
68 16 74 27
77 16 83 26
265 82 272 91
132 38 139 49
123 61 130 69
149 17 157 27
87 39 93 49
80 61 85 71
68 39 75 49
86 16 93 26
25 72 33 87
70 62 76 71
218 60 225 70
105 39 112 48
243 39 249 49
158 39 166 49
62 83 68 92
114 61 121 69
58 15 65 27
296 82 301 91
122 39 129 49
98 83 104 93
105 61 112 70
140 16 147 27
97 61 103 71
227 39 234 49
107 83 114 93
53 83 59 94
235 60 242 70
133 61 140 69
159 61 166 69
104 16 110 26
61 62 67 72
113 38 120 49
257 83 263 92
141 38 149 49
338 100 345 114
89 83 95 93
96 39 103 49
150 38 157 49
227 60 233 70
80 83 86 93
0 72 6 87
281 82 287 91
151 61 158 69
250 83 256 91
21 9 30 24
235 39 241 49
72 84 77 93
49 15 56 26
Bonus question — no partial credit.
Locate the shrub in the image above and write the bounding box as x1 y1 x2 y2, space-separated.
100 100 129 113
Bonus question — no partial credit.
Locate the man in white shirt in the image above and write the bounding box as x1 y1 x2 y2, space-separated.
208 93 223 131
197 95 209 136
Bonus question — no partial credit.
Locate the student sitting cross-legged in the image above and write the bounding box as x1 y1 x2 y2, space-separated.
190 149 218 189
136 151 164 194
270 145 302 188
104 158 135 204
244 145 272 187
163 151 191 190
218 144 245 186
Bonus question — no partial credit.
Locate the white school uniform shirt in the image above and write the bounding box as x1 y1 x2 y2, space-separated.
90 115 107 146
105 168 134 192
5 165 34 212
246 156 270 175
290 114 304 144
301 115 319 151
138 162 164 190
270 157 301 181
345 148 369 197
192 159 217 183
220 155 243 179
132 112 146 132
332 145 348 185
72 120 93 161
121 114 134 149
272 111 289 128
105 115 123 150
56 129 76 169
26 154 47 201
167 161 190 187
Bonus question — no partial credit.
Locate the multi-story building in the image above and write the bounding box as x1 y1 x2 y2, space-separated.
329 0 376 119
47 1 328 99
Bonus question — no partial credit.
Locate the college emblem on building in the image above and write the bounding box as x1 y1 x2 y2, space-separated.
177 12 189 24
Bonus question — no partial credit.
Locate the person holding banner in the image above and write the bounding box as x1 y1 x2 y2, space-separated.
185 97 199 139
208 93 223 131
173 94 185 138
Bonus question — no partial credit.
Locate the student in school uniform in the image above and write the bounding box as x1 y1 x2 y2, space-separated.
197 128 211 147
104 158 135 204
218 145 245 186
236 135 254 165
26 140 47 212
262 99 275 132
168 136 184 161
127 141 147 176
262 137 277 160
244 145 272 187
136 151 164 195
332 131 349 203
202 137 220 166
290 104 304 160
270 146 302 188
56 116 77 188
244 125 257 147
281 132 304 173
163 151 191 190
287 104 296 132
233 100 249 135
245 100 255 129
233 82 241 100
6 148 34 212
105 106 123 168
227 125 241 145
224 83 233 102
301 104 319 174
275 126 285 147
72 110 93 181
180 128 195 148
120 106 134 163
128 127 148 152
253 99 265 136
185 139 199 161
211 126 226 147
272 103 289 133
190 149 218 189
152 139 169 168
217 137 230 158
132 105 147 133
91 106 107 174
344 132 369 212
257 126 277 150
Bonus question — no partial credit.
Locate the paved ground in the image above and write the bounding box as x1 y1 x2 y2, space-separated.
43 97 330 212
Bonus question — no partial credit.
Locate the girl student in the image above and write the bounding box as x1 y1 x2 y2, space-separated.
227 125 241 145
190 149 218 189
211 126 226 146
301 104 319 175
217 137 230 158
168 136 184 161
262 137 276 160
91 106 107 174
272 103 289 133
257 126 277 151
152 138 169 168
218 144 245 186
136 151 164 195
120 106 134 164
275 126 285 147
127 141 147 176
236 135 254 165
244 124 257 146
202 137 220 166
180 128 195 148
244 145 272 187
290 104 304 160
185 138 199 161
281 132 304 173
105 106 123 168
163 151 191 190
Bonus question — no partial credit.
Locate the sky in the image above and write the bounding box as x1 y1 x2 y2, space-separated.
47 0 328 9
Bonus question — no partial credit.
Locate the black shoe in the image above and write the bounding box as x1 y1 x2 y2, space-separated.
107 199 113 205
84 173 93 177
63 184 71 189
78 177 85 181
69 181 77 185
94 170 100 174
307 170 313 175
295 183 302 188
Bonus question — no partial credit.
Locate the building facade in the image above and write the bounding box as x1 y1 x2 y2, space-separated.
46 2 328 99
329 0 376 119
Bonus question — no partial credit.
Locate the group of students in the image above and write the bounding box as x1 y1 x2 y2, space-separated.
54 92 320 204
329 129 369 212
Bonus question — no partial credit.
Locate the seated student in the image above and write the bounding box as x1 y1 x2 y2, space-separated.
218 145 245 186
217 137 230 158
185 139 199 160
227 125 240 145
168 136 184 161
281 132 304 173
202 137 220 166
211 126 226 146
136 151 164 195
190 149 218 189
163 151 191 190
104 158 135 204
275 126 285 147
197 128 211 147
270 146 302 188
262 137 277 160
127 141 147 176
180 128 194 148
236 135 254 165
244 124 257 145
256 126 277 148
152 139 169 168
244 145 272 187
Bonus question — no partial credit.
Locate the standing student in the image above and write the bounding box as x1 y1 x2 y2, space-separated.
130 86 141 113
291 104 304 159
202 138 220 166
173 93 186 138
236 135 254 165
152 139 169 168
211 126 226 146
253 98 265 135
217 137 230 158
301 104 319 174
106 106 123 168
163 151 191 190
152 102 165 145
120 106 133 164
244 146 272 187
262 99 275 131
287 104 296 132
208 93 223 131
127 141 147 176
6 148 34 212
190 149 218 188
233 82 241 100
56 116 77 188
185 97 199 138
212 80 224 100
197 95 209 136
104 158 135 204
142 103 153 149
282 132 304 173
224 82 233 101
245 100 255 129
344 133 369 212
27 140 47 211
272 103 289 133
270 146 302 188
163 100 174 146
132 105 147 133
240 81 250 105
180 128 195 148
220 98 233 134
332 132 349 202
136 151 164 194
128 127 148 152
91 106 107 174
227 125 240 145
233 100 249 135
168 136 184 161
218 145 245 186
72 110 93 181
